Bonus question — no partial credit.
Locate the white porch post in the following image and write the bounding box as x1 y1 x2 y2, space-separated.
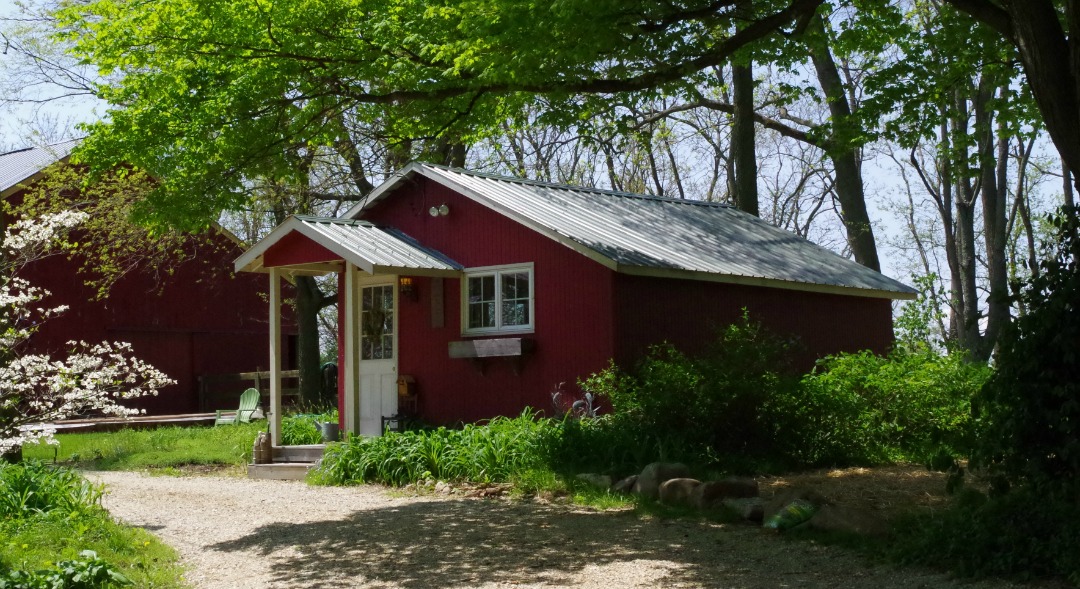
268 268 283 445
343 263 360 434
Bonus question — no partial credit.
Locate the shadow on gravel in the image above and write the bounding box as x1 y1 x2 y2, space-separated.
207 497 883 588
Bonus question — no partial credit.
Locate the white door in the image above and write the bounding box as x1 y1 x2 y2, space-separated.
358 278 398 436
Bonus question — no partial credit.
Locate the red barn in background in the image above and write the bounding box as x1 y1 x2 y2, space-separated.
238 163 916 446
1 141 278 415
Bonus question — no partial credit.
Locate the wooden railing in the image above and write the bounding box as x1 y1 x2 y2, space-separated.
198 369 301 412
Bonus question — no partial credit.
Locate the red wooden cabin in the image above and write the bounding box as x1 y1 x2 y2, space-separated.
238 163 915 444
1 141 276 415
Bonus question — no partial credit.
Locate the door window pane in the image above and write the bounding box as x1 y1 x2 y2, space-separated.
361 284 394 360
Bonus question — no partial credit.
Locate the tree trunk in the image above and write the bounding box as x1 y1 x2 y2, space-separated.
950 87 983 355
1007 1 1080 190
805 14 881 271
976 80 1010 360
1065 160 1076 208
294 276 333 406
731 59 759 216
729 0 759 216
954 183 981 353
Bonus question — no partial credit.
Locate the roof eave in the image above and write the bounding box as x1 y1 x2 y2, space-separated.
0 159 72 199
617 265 918 300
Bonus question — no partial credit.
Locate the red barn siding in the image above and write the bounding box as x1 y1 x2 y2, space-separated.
612 273 894 371
264 232 338 266
20 227 274 415
359 178 616 424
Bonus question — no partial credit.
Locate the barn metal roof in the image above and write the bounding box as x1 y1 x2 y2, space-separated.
0 140 80 196
235 215 463 276
346 163 916 300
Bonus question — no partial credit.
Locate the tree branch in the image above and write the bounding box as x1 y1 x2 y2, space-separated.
939 0 1013 38
637 99 824 148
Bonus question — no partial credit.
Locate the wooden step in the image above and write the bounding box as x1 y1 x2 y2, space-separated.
271 444 326 463
247 462 313 481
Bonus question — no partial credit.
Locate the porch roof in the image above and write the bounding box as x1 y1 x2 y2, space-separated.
235 215 463 277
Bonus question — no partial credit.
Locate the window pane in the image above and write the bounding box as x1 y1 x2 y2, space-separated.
469 275 495 302
501 272 530 326
502 272 527 299
469 302 496 329
468 275 496 329
361 284 394 360
502 301 529 326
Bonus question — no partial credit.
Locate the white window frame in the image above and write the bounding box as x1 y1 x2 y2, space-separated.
461 263 535 336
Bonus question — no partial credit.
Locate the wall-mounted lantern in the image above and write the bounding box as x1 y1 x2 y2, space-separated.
399 276 417 301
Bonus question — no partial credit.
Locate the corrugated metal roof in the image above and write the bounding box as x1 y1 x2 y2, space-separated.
0 139 80 195
295 216 462 273
235 215 462 275
349 163 915 299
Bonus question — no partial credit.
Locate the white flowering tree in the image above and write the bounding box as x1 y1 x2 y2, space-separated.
0 211 174 457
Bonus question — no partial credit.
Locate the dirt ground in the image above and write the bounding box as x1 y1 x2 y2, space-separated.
760 463 957 518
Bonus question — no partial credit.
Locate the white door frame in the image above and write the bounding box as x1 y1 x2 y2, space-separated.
349 272 399 437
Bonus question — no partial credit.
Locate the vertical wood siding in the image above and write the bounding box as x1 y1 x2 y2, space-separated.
263 231 338 266
612 273 895 371
359 179 616 424
20 223 273 415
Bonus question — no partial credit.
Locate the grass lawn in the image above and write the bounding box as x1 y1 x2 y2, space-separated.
1 461 190 587
21 422 264 473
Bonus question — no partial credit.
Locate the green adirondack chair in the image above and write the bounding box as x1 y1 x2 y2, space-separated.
215 388 261 425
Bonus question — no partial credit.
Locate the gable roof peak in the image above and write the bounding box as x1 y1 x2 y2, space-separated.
410 161 735 209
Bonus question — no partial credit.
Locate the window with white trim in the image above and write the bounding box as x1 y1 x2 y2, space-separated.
462 264 534 335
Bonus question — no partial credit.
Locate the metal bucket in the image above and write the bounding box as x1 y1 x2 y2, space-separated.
317 421 340 443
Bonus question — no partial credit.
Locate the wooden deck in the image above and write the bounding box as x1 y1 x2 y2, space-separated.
46 413 220 433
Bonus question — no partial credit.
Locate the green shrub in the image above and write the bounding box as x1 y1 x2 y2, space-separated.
972 206 1080 496
695 316 800 464
891 488 1080 584
539 412 704 478
577 314 988 472
578 314 801 473
0 550 131 589
792 348 988 466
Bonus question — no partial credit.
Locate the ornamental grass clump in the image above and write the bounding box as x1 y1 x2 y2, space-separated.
0 460 102 520
314 410 550 486
281 407 339 446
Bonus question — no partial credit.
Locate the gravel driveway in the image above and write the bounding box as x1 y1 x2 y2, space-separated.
88 471 1024 589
